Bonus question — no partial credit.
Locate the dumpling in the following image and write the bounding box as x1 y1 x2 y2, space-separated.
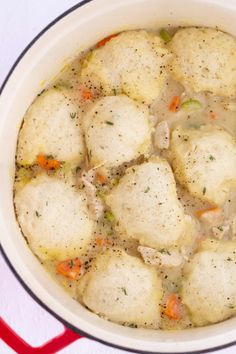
83 95 152 171
181 239 236 326
105 157 194 249
78 249 163 328
170 27 236 98
171 125 236 205
14 175 94 260
17 88 85 166
81 30 171 105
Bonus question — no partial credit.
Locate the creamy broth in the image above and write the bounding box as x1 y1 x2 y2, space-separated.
14 26 236 330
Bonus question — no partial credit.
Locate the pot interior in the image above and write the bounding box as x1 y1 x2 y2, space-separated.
1 0 236 352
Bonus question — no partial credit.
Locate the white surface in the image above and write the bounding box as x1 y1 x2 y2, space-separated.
0 0 235 353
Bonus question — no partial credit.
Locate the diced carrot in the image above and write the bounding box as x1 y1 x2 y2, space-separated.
96 33 118 48
169 96 180 112
95 237 106 247
37 154 61 170
164 294 182 320
56 258 82 280
209 111 217 120
81 90 93 100
96 172 106 184
196 207 221 219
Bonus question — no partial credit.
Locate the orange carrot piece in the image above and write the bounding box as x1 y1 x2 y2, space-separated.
81 90 93 100
95 238 106 247
37 154 61 170
56 258 82 280
96 173 106 184
196 207 221 219
209 111 217 120
96 34 118 48
164 294 182 320
169 96 180 112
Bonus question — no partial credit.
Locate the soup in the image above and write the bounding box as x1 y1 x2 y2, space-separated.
14 26 236 330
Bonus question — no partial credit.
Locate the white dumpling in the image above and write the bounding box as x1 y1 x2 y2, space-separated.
171 125 236 205
182 239 236 326
81 30 171 105
83 95 152 171
14 175 94 260
170 28 236 98
79 249 163 328
105 157 194 249
17 88 85 166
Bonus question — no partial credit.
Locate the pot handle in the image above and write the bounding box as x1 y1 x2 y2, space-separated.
0 317 82 354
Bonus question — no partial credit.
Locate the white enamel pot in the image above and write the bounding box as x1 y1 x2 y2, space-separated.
1 0 236 352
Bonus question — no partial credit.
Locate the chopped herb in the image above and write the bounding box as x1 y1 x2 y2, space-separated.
111 178 119 186
68 260 74 268
128 323 138 328
144 186 150 193
203 187 206 195
113 89 117 95
160 29 172 43
105 120 114 126
104 210 115 222
217 226 223 232
209 155 215 161
35 211 41 217
159 249 171 255
46 154 54 159
227 257 232 262
181 99 202 112
70 112 77 119
121 287 127 295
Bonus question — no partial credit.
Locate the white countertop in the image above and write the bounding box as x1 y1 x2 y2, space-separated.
0 1 235 353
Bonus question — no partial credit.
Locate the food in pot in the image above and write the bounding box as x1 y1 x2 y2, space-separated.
14 27 236 330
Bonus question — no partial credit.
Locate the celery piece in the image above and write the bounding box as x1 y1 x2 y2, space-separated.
160 29 172 43
181 99 202 112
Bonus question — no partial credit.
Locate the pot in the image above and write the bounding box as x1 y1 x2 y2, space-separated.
1 0 236 352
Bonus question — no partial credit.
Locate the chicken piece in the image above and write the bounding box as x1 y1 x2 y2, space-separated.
138 246 183 268
212 225 230 240
154 121 170 149
80 170 104 220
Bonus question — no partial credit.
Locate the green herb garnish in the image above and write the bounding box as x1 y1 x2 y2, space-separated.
104 210 115 222
209 155 215 161
144 186 150 193
70 112 77 119
128 323 138 328
68 260 74 268
35 211 41 217
121 287 127 295
105 120 114 126
160 29 172 43
203 187 206 195
159 249 171 255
